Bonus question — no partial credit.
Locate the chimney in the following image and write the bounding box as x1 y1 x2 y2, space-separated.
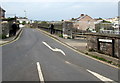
81 14 84 17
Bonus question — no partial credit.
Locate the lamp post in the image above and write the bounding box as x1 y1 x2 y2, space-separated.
24 10 27 18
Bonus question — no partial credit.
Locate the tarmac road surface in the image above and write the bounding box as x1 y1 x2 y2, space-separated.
2 28 119 82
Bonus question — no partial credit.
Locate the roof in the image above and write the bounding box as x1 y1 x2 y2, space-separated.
76 15 87 20
71 14 93 21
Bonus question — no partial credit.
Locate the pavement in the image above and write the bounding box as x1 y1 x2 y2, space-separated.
38 28 119 67
1 28 119 82
0 29 22 46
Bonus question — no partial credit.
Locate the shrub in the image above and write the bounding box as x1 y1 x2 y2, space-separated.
0 34 6 39
59 34 63 38
88 48 95 52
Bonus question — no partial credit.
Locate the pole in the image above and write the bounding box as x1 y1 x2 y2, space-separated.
24 10 27 18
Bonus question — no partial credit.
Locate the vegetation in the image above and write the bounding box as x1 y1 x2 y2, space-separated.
59 34 63 38
98 17 103 20
22 21 26 25
41 21 47 24
102 20 111 23
0 34 6 39
88 48 95 52
85 52 113 64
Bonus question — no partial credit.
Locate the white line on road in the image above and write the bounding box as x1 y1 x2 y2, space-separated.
42 41 66 56
87 69 116 82
65 61 72 65
65 60 116 82
36 62 45 83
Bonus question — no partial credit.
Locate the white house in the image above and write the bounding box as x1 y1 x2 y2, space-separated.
105 17 120 34
17 17 30 24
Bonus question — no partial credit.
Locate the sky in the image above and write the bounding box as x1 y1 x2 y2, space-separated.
0 0 119 21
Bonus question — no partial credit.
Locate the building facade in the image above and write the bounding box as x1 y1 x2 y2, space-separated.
72 14 95 32
0 7 6 18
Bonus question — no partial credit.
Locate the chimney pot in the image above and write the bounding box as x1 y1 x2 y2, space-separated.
81 14 84 16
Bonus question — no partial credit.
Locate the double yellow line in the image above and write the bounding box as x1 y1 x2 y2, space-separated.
0 29 23 47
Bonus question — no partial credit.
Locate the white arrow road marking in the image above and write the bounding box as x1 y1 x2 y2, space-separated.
87 69 116 82
42 41 66 56
36 62 45 83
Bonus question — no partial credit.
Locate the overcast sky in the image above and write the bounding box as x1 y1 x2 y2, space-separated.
1 0 119 21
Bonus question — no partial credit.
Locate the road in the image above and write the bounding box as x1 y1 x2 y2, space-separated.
2 28 119 82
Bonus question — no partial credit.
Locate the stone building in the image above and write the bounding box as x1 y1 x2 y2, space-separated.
0 7 6 18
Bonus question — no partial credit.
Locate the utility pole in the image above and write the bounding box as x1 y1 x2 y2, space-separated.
24 10 27 18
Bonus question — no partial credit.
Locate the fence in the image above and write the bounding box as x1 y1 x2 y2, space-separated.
100 30 120 35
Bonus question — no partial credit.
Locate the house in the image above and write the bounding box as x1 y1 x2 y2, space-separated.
62 14 96 38
95 20 114 34
0 7 6 18
95 17 120 34
105 17 120 34
17 17 30 24
17 17 30 28
72 14 95 32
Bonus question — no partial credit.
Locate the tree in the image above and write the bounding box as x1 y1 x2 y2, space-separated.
41 21 47 24
98 17 103 20
22 21 26 25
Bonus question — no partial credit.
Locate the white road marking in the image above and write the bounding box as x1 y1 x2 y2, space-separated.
65 61 71 64
87 69 115 82
37 29 119 69
42 41 66 56
36 62 45 83
65 60 116 82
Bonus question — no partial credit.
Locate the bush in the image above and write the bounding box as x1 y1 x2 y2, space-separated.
59 34 63 38
88 48 95 52
0 34 6 39
107 61 112 64
67 37 71 39
22 21 26 25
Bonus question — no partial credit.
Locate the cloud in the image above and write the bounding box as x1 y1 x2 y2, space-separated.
1 0 119 2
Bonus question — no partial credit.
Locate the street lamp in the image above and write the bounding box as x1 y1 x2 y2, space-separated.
24 10 27 18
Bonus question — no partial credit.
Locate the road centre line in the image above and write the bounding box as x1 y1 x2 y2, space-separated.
38 29 117 82
36 62 45 83
42 41 66 56
65 60 115 82
37 29 118 69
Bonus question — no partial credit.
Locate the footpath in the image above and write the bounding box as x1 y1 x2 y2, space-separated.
37 28 119 69
0 29 23 46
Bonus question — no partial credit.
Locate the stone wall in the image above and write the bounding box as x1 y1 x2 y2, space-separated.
1 21 10 37
63 21 74 38
87 34 120 58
